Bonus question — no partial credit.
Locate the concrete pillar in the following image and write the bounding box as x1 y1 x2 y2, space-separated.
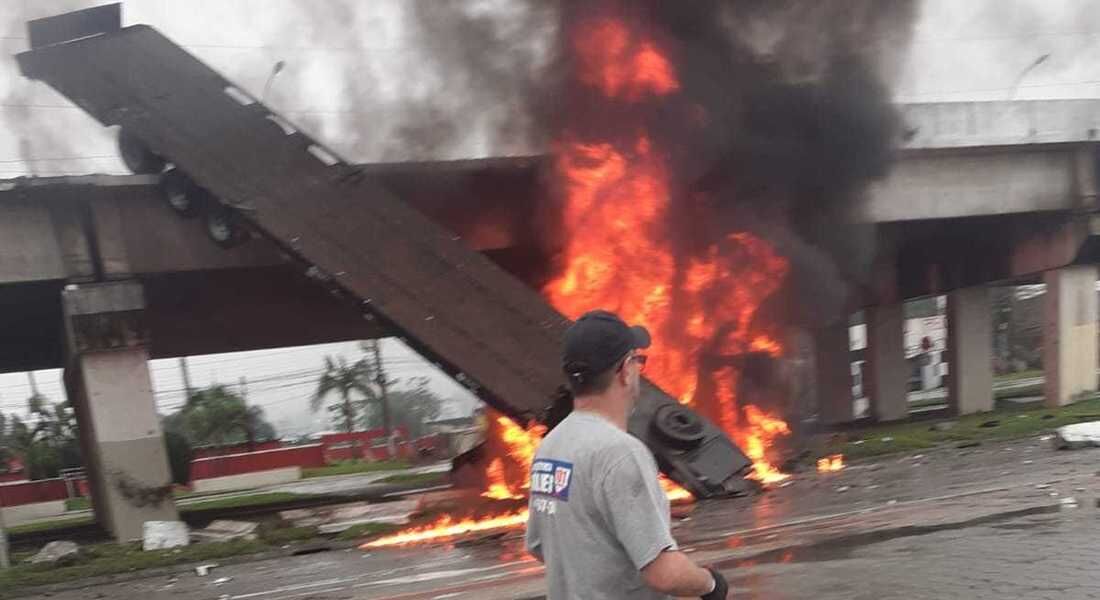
814 322 854 424
947 287 994 415
62 281 178 542
1043 266 1099 407
866 304 908 422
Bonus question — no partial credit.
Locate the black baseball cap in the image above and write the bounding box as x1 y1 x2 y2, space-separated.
562 310 651 384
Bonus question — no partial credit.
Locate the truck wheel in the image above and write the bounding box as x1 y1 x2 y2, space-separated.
118 129 166 174
158 169 206 218
651 404 707 451
204 205 248 249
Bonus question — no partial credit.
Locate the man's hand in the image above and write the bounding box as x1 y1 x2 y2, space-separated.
641 550 719 597
701 568 729 600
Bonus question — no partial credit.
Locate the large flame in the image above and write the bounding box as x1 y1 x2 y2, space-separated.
359 8 795 552
547 13 793 483
483 415 547 501
362 509 531 549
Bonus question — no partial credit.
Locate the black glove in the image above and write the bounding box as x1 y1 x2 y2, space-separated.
701 568 728 600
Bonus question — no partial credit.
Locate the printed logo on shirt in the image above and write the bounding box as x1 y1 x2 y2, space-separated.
530 459 573 501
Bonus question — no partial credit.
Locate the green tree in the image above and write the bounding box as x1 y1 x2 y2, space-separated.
312 355 377 434
364 377 443 439
5 395 81 480
166 385 276 448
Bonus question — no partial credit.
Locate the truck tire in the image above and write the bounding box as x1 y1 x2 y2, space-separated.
118 129 166 174
651 404 707 451
159 168 206 218
204 204 248 249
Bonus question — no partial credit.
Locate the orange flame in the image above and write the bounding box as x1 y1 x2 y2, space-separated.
482 416 546 501
547 14 793 484
817 454 845 473
660 476 694 503
573 19 680 102
361 510 530 549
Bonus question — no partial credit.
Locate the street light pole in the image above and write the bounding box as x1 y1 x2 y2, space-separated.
262 60 286 103
1007 53 1050 100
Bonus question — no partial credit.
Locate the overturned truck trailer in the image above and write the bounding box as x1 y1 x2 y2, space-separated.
17 5 754 497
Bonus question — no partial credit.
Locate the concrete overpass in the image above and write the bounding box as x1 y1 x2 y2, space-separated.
3 99 1100 538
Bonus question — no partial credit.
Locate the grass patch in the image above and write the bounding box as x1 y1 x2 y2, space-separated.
64 497 91 512
6 516 95 537
301 460 411 479
180 492 318 513
825 395 1100 462
335 522 399 541
375 472 448 487
257 524 321 545
0 517 403 595
995 383 1043 401
994 369 1043 383
0 538 271 597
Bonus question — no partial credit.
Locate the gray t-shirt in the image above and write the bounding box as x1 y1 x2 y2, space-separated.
525 411 677 600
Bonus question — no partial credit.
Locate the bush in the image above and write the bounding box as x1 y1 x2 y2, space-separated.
164 430 192 485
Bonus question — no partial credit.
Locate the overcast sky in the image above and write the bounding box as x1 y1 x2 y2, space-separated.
2 0 1100 433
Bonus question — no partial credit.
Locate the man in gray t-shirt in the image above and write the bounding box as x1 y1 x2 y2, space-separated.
525 310 730 600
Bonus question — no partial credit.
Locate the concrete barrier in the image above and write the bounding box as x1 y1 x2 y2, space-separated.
191 466 302 494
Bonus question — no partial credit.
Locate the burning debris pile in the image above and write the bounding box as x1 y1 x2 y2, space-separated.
363 0 912 548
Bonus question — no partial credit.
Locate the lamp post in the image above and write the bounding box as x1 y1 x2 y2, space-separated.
1007 53 1050 100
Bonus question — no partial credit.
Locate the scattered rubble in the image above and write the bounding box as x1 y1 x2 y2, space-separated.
195 563 218 576
144 521 190 551
191 520 258 544
29 541 80 564
1052 422 1100 450
281 500 419 535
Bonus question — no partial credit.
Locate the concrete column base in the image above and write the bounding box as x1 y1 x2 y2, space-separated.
1043 266 1099 407
947 287 994 415
814 323 855 424
63 282 178 542
867 304 908 422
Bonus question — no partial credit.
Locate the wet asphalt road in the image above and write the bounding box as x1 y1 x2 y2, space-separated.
14 437 1100 599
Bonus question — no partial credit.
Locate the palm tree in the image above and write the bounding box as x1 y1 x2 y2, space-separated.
176 385 273 448
312 355 384 458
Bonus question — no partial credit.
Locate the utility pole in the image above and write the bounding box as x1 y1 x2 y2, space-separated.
27 371 38 397
368 340 394 458
179 358 194 400
239 376 249 402
0 490 9 570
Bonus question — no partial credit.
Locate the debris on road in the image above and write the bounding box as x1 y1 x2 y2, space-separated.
979 420 1000 429
195 563 218 576
143 521 190 551
191 520 258 544
281 500 419 534
1052 421 1100 450
836 486 850 493
931 421 957 432
213 577 233 585
29 540 79 564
